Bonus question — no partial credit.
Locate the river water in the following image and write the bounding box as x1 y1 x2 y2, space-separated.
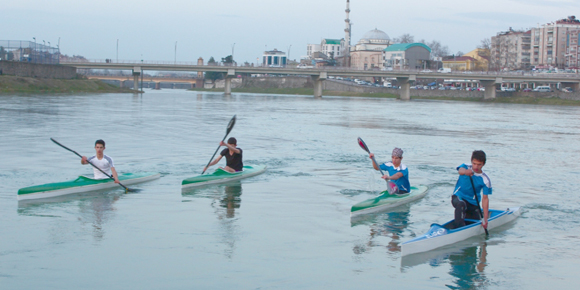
1 90 579 289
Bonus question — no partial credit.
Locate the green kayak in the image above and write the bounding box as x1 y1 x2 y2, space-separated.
350 185 429 217
17 172 161 200
182 165 267 189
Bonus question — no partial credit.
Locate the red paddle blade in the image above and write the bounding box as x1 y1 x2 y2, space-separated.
357 137 370 153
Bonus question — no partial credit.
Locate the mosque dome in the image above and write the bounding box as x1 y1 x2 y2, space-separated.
359 29 390 44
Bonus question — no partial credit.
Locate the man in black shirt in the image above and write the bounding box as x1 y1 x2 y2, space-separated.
204 137 243 173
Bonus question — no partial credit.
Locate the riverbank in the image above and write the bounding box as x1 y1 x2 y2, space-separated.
416 95 580 106
0 75 137 94
189 87 399 98
189 87 580 106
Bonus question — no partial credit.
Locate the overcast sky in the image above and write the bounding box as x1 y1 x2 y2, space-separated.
3 0 579 64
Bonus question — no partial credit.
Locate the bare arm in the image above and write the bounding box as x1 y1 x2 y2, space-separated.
482 194 489 226
369 153 380 171
205 155 223 171
385 172 403 180
458 167 473 176
111 167 120 183
221 142 240 154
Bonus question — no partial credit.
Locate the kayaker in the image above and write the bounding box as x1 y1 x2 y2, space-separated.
80 139 120 183
204 137 243 173
368 147 410 194
451 150 491 229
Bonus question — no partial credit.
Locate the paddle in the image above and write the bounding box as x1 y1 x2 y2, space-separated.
357 137 395 193
201 115 237 174
469 175 489 236
50 138 137 193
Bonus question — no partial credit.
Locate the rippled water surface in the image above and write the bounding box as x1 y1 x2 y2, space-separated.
1 90 579 289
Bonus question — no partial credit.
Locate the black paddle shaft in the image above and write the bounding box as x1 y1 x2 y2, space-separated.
469 175 489 236
202 115 237 174
50 138 130 192
357 137 387 177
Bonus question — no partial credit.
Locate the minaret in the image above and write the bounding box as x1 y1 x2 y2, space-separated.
344 0 352 66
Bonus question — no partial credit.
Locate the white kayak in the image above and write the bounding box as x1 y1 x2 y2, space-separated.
17 172 161 200
401 207 522 256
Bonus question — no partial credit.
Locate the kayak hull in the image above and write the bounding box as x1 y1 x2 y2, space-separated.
181 165 266 189
17 172 161 200
351 185 429 217
401 207 522 256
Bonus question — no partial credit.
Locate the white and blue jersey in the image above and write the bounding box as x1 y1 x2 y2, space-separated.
379 162 410 192
87 154 115 179
453 163 492 206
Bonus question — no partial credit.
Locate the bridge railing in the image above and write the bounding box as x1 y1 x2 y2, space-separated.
61 59 580 79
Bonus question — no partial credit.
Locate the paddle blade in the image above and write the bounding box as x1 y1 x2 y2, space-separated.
357 137 370 153
226 115 236 135
387 181 399 195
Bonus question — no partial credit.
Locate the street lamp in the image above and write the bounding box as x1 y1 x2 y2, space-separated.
231 43 235 65
287 45 292 66
116 39 119 63
175 41 177 65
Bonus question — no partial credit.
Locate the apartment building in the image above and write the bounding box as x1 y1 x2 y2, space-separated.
531 16 580 68
490 28 531 71
565 30 580 68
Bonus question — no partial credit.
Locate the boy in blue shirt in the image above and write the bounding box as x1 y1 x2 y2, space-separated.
368 147 410 194
451 150 492 229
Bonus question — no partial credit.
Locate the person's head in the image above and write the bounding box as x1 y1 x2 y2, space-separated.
95 139 106 154
391 147 403 167
227 137 237 146
471 150 486 173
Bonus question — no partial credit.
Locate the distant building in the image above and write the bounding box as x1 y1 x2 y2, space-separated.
531 16 580 68
0 40 59 64
442 56 477 71
350 29 391 70
382 43 431 70
490 28 531 71
565 29 580 68
463 48 490 71
307 39 345 60
262 49 287 67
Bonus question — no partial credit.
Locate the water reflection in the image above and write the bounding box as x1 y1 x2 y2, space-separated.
351 204 411 254
182 181 243 258
17 190 122 242
401 240 492 289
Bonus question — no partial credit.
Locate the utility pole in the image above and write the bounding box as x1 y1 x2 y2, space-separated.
232 43 235 65
175 41 177 65
116 39 119 63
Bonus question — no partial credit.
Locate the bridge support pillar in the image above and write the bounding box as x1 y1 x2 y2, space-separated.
311 72 327 98
119 80 124 88
396 75 416 100
154 82 160 90
561 81 580 91
225 69 236 95
225 77 233 95
480 78 501 100
132 67 141 91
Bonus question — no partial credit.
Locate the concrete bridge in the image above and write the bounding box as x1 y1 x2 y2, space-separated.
62 60 580 99
85 75 200 89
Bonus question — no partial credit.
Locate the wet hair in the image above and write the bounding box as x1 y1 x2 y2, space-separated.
95 139 105 147
471 150 486 164
227 137 237 145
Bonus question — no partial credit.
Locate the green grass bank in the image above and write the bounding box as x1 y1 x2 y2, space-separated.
189 87 580 106
0 75 136 94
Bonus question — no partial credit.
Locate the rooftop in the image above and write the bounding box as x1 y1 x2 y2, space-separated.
383 43 431 53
